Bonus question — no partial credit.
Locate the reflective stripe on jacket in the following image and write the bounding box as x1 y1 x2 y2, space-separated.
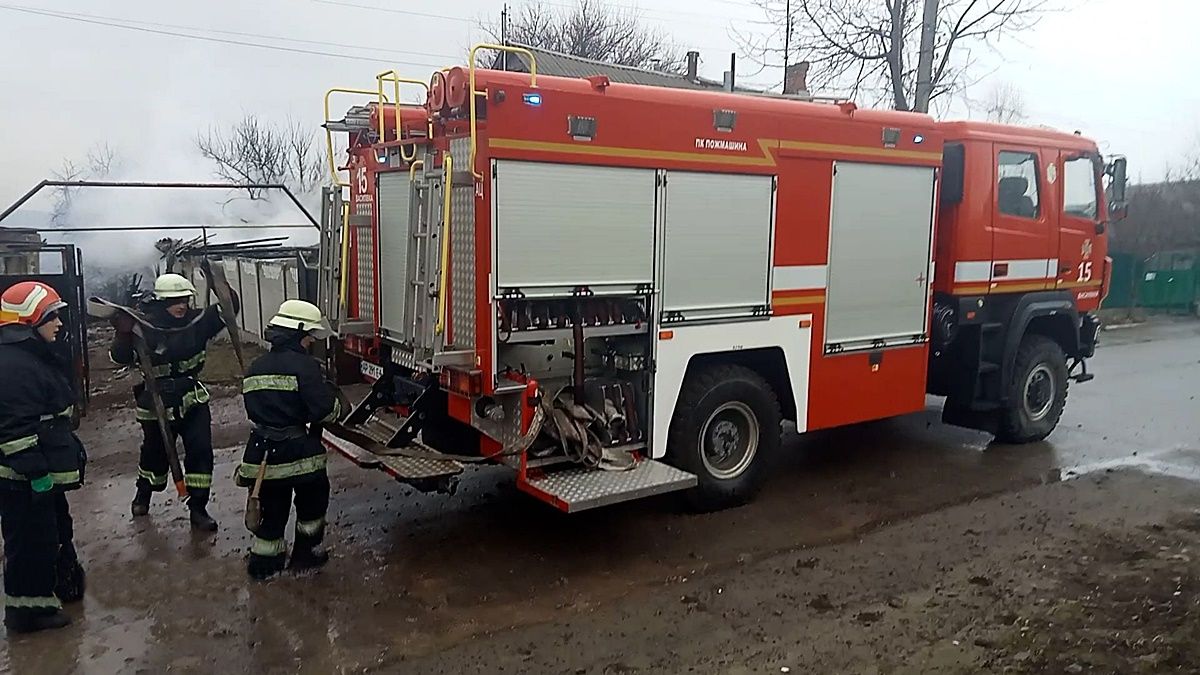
238 330 340 486
0 325 85 491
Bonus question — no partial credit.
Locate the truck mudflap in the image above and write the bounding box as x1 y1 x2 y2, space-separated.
1079 313 1101 359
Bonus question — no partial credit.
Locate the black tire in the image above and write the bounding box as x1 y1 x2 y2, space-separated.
996 335 1068 443
666 364 781 512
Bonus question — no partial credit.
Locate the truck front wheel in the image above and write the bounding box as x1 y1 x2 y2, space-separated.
667 364 781 512
996 335 1068 443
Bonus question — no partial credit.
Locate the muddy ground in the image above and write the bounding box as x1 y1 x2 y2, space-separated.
2 320 1200 673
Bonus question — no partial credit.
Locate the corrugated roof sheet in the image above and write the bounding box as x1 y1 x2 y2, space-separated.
495 44 744 92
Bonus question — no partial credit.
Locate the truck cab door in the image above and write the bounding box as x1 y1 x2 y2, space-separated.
1056 152 1106 309
990 145 1055 292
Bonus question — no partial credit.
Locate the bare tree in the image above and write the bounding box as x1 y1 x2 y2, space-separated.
482 0 684 72
86 143 119 177
195 115 325 200
738 0 1047 112
1112 137 1200 258
982 80 1027 123
50 143 121 226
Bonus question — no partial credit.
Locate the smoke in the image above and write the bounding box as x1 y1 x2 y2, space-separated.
37 134 321 297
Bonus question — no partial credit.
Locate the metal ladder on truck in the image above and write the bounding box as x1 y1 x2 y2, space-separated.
318 149 472 493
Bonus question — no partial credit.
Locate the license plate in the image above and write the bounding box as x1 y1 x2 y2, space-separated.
360 360 384 381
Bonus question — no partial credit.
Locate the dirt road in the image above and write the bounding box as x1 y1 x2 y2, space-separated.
2 319 1199 673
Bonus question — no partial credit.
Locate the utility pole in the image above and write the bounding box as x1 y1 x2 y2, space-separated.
501 3 509 70
782 0 792 94
914 0 939 112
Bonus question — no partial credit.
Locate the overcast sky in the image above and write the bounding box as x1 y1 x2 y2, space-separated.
0 0 1195 220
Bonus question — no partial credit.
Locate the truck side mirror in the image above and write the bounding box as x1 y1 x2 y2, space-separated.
1106 156 1128 219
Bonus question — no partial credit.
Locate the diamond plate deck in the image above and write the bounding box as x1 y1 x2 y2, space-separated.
354 222 375 323
522 460 697 513
323 431 381 468
376 454 464 480
449 136 476 349
323 430 463 480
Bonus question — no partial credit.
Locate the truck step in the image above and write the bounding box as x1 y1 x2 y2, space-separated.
519 460 697 513
979 360 1000 374
322 431 381 468
359 414 401 445
322 429 464 482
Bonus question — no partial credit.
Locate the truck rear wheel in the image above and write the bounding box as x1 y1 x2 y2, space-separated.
996 335 1068 443
667 364 781 512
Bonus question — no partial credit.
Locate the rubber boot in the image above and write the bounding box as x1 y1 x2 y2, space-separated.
54 545 86 604
247 554 286 581
130 486 151 517
289 526 328 571
288 545 330 571
4 608 72 634
189 505 218 532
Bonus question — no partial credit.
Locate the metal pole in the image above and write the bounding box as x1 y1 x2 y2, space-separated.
783 0 791 95
0 180 320 228
729 52 736 91
36 224 313 232
501 3 509 70
0 180 49 225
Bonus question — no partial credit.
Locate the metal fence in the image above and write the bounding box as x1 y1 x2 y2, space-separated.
1104 249 1200 315
183 255 306 347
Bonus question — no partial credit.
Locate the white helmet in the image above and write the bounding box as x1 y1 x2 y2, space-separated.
153 273 197 301
268 300 332 338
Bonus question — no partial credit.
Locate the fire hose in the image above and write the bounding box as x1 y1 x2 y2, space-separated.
540 386 637 472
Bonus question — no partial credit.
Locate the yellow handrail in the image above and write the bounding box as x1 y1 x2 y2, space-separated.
409 160 424 182
376 71 431 163
467 43 538 180
435 155 453 336
323 87 389 187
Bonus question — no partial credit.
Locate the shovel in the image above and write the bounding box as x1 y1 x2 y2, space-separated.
132 328 188 499
200 258 247 377
244 454 268 534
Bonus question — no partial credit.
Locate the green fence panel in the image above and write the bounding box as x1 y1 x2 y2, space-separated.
1103 252 1136 309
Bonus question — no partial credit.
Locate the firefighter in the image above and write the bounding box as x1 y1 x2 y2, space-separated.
0 281 87 633
110 273 237 531
239 300 341 580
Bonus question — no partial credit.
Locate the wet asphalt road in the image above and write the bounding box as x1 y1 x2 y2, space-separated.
1 318 1198 672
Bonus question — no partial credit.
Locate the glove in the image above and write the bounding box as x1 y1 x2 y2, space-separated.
31 474 53 493
30 474 54 504
113 312 136 334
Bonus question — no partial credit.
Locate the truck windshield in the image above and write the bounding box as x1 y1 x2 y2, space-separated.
1063 156 1098 219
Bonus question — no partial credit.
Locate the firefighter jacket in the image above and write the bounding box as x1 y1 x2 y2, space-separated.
110 299 236 423
237 327 342 487
0 325 85 492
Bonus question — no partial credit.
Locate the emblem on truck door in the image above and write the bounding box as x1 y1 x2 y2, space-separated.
1081 238 1092 259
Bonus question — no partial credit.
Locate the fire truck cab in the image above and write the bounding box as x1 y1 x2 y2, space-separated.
930 122 1122 441
317 48 1127 513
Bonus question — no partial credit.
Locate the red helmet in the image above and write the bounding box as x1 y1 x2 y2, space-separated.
0 281 67 327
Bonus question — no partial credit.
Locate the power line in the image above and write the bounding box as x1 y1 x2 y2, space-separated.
316 0 761 30
0 5 446 68
311 0 475 23
534 0 757 25
0 4 460 61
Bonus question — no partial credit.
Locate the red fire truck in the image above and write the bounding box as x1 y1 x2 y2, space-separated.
316 47 1128 513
